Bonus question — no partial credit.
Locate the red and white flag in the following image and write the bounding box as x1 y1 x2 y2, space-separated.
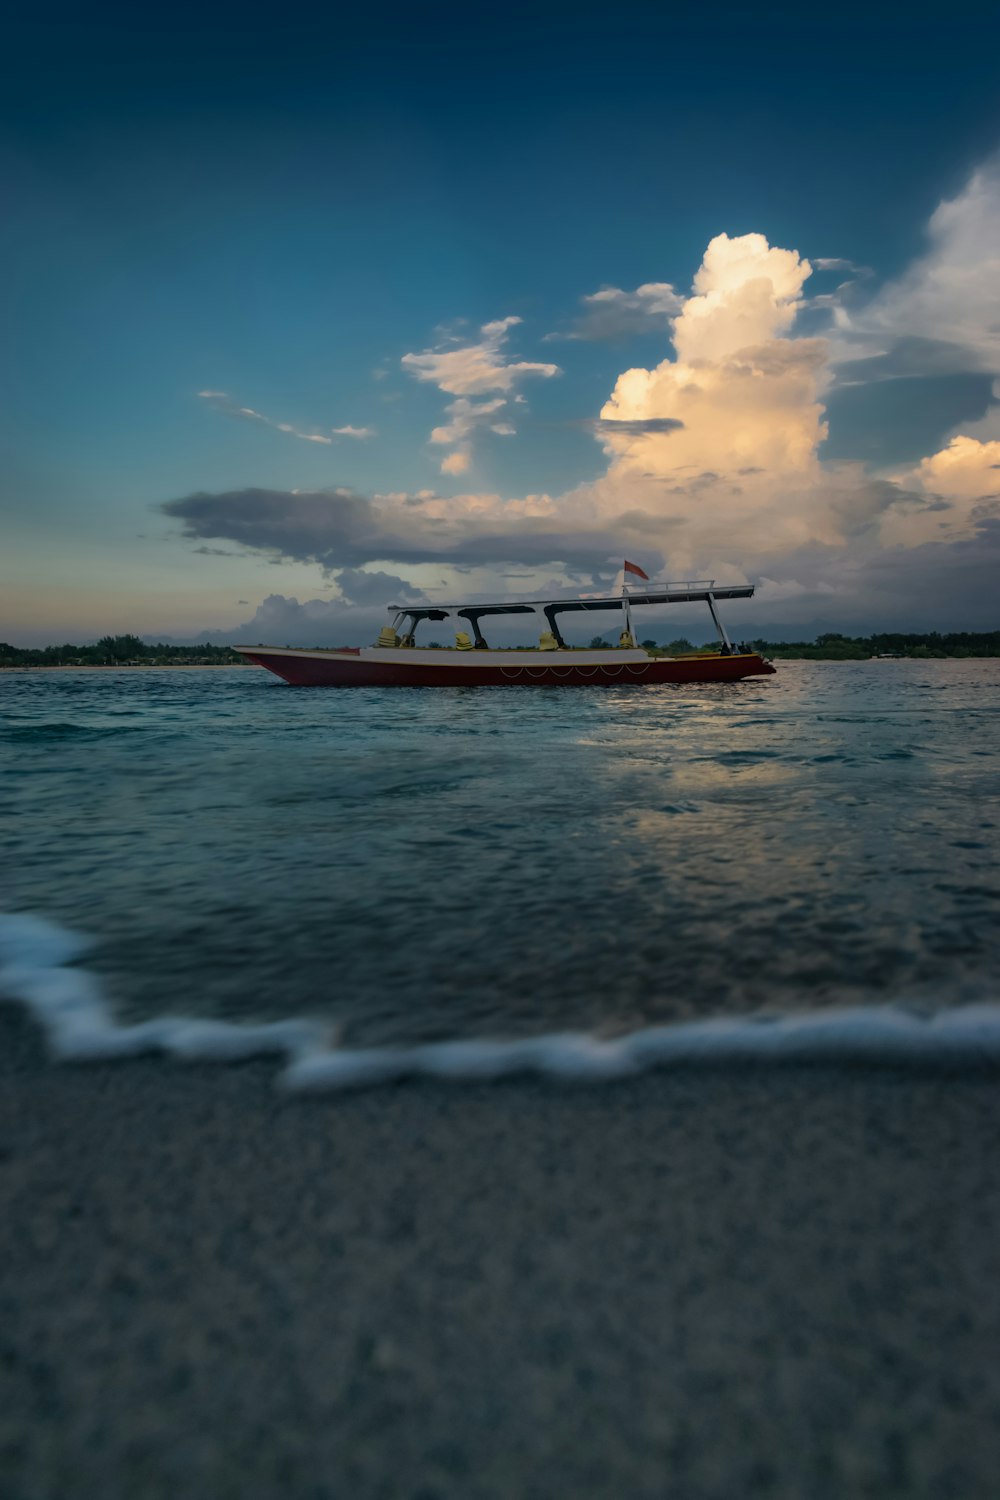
623 559 650 581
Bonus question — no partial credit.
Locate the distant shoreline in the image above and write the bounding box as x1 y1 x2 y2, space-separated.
0 663 255 672
6 627 1000 670
4 658 999 673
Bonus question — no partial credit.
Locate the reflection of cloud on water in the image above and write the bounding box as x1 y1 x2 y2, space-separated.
676 755 804 792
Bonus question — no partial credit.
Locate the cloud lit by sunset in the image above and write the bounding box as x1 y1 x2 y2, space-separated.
4 8 1000 645
148 170 1000 646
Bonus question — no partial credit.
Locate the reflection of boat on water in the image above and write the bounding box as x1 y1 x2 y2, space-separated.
237 577 776 688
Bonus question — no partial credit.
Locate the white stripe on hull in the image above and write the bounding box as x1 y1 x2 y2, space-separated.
238 646 658 668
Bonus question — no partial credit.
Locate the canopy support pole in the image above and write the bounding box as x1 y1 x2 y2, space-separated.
706 593 732 653
542 606 567 647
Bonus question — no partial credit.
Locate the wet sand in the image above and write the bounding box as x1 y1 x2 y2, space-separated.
1 1007 998 1499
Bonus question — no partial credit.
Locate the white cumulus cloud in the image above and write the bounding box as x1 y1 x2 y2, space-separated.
401 315 560 468
429 397 509 446
401 316 560 397
880 435 1000 546
565 231 832 569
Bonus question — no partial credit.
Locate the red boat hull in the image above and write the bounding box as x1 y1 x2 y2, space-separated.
238 648 776 687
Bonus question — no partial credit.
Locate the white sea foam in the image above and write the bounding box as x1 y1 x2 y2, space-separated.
2 911 1000 1093
0 913 329 1062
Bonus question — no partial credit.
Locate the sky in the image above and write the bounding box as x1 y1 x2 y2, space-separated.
3 0 1000 645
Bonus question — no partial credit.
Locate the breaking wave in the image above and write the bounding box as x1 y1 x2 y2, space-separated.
2 911 1000 1093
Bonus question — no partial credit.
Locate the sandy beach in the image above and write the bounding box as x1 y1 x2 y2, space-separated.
1 1007 998 1499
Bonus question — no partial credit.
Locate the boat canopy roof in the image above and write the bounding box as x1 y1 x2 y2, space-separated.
389 581 755 623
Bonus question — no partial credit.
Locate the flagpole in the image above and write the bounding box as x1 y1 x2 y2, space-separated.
621 563 635 645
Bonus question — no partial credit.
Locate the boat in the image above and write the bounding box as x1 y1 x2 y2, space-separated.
236 577 775 687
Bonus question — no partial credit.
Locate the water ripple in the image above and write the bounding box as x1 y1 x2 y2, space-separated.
2 660 999 1045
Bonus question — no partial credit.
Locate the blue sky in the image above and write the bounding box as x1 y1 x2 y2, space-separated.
3 0 1000 643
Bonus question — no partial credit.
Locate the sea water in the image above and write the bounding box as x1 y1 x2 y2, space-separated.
2 661 999 1084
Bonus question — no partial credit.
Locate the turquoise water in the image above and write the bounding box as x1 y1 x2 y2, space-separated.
3 662 999 1048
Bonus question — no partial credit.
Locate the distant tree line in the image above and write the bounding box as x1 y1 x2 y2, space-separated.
2 629 999 667
596 631 1000 659
0 635 248 667
748 631 1000 660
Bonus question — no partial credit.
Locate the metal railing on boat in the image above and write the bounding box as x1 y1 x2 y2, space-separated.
622 578 716 591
